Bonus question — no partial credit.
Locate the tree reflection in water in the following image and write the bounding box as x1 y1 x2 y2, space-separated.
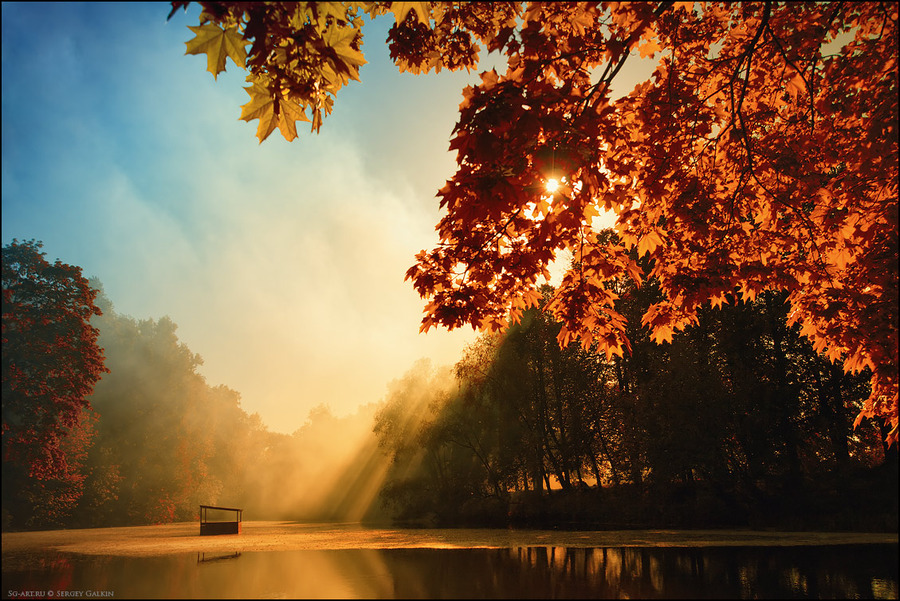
2 545 897 599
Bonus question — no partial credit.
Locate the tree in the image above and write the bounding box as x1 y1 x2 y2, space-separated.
80 283 287 527
1 240 107 528
168 2 898 443
85 301 222 525
373 359 463 523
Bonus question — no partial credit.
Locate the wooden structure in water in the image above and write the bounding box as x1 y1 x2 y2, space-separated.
199 505 243 536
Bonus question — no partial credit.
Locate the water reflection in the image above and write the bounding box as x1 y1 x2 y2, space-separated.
2 544 897 599
196 551 241 564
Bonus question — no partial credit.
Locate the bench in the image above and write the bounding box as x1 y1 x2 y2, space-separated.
199 504 242 536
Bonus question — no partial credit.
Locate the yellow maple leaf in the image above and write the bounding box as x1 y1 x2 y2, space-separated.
828 246 854 271
323 25 367 76
639 38 662 59
602 338 625 361
739 284 757 303
275 96 311 142
240 80 311 143
785 72 807 100
637 229 663 256
240 83 277 142
844 351 873 374
710 293 728 309
389 2 431 26
185 24 248 79
312 2 349 29
651 323 674 344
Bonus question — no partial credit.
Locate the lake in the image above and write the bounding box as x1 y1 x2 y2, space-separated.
2 522 897 599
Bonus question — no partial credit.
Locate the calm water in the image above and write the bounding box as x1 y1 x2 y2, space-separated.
2 544 897 599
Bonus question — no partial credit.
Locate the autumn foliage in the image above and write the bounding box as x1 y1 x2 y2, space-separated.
169 2 898 443
2 240 107 527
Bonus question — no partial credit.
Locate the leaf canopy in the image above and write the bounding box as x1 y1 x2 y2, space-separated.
170 1 899 445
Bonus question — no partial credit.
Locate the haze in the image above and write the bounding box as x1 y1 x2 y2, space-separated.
1 2 651 434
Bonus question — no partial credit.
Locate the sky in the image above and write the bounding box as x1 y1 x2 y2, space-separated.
2 2 655 435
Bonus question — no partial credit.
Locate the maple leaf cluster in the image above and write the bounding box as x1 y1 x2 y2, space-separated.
171 2 898 444
175 1 370 141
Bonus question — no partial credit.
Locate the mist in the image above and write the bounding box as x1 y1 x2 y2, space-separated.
0 2 479 438
2 280 462 531
236 403 392 523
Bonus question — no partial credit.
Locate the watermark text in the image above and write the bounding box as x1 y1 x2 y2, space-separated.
7 591 114 598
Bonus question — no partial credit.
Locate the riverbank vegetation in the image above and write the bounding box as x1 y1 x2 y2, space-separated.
3 239 896 532
372 275 898 532
5 2 897 534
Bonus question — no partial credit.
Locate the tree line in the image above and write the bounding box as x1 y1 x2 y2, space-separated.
2 240 385 530
2 239 896 531
373 248 897 530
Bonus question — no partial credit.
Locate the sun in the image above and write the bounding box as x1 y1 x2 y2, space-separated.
545 178 560 193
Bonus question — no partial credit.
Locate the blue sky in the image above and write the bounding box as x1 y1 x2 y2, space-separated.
2 2 654 434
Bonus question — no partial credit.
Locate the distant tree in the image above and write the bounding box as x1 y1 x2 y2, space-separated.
489 299 613 492
85 301 221 525
1 240 107 528
169 1 898 443
373 358 488 523
84 284 390 526
375 278 892 527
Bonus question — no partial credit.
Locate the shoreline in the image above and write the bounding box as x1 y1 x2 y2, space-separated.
3 521 897 559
